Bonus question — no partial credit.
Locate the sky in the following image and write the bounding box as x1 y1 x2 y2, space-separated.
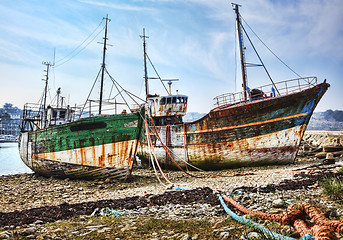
0 0 342 114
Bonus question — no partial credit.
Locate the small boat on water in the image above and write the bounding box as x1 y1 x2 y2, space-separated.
19 16 145 180
137 4 329 170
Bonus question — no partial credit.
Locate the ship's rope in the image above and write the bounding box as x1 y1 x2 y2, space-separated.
146 114 247 178
145 114 166 186
219 191 341 239
146 114 205 178
145 114 173 185
182 123 190 172
215 191 313 240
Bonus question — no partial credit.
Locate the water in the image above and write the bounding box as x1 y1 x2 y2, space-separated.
0 142 32 176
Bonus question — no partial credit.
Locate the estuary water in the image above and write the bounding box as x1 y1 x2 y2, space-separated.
0 142 32 176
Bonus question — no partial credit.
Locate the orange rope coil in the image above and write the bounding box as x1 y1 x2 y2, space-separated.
220 193 342 240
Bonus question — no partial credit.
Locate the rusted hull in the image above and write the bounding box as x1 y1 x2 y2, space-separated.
138 83 329 169
19 110 144 180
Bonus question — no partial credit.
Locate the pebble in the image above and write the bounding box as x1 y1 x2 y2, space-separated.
272 199 285 208
180 234 191 240
219 232 230 239
34 220 44 225
0 161 342 239
21 227 36 236
247 232 262 239
0 231 11 239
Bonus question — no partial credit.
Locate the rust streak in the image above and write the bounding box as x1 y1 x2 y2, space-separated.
99 142 105 167
184 112 308 134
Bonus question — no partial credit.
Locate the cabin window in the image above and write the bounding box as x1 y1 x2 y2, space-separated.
52 111 57 118
166 97 171 104
60 111 66 119
183 97 188 104
172 97 177 103
70 121 107 132
177 97 182 103
160 97 166 105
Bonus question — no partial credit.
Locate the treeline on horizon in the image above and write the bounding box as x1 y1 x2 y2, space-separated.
1 102 343 122
322 109 343 122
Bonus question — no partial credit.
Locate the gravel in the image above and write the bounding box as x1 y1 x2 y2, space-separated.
1 157 343 239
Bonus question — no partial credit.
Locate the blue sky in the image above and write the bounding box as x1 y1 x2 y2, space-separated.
0 0 342 113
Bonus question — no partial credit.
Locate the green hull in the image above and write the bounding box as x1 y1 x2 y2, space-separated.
19 109 145 180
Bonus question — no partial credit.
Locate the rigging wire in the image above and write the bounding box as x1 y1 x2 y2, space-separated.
54 19 104 66
105 69 133 112
55 25 105 68
239 21 280 96
240 15 303 79
79 67 102 118
145 54 169 95
106 68 146 106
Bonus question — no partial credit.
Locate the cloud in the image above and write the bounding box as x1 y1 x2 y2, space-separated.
78 0 155 12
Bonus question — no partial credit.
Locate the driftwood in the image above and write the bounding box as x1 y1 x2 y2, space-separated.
315 150 343 159
323 145 343 152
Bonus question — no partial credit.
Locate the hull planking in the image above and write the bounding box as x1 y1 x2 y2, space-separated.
19 110 144 180
138 82 329 170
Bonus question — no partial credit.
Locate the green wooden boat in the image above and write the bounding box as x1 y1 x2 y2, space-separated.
19 16 145 180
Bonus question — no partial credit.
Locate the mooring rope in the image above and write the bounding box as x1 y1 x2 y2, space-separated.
144 114 173 186
215 191 314 240
146 114 205 178
218 191 341 239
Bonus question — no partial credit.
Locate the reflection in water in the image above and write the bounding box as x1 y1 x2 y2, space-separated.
0 142 32 176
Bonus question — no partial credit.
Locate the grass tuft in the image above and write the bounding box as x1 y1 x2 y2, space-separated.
320 177 343 200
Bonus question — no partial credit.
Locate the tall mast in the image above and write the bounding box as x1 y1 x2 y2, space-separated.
42 62 51 111
140 28 149 100
99 15 110 115
233 3 248 101
41 61 52 128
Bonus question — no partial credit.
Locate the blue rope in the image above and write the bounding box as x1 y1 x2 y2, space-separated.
174 185 188 191
215 192 314 240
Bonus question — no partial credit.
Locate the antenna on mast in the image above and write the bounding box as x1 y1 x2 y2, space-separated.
42 61 53 110
161 79 179 95
140 28 149 100
41 61 53 128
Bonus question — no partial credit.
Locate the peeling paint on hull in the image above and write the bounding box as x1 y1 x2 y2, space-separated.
19 110 144 180
138 83 329 170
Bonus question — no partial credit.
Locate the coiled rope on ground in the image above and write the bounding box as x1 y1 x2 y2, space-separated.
218 191 342 239
215 191 314 240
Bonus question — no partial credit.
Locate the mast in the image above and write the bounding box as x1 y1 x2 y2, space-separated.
99 15 110 115
233 3 248 101
42 61 52 128
140 28 149 100
42 62 50 111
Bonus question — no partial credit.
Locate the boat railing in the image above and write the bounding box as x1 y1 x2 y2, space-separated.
22 103 43 121
213 76 317 107
22 99 142 127
76 99 141 118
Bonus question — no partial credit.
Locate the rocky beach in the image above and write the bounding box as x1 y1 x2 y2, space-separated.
1 154 343 239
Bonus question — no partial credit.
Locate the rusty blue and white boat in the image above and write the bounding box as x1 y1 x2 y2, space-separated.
137 4 329 170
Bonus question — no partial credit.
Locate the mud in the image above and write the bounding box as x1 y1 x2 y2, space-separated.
0 187 218 227
232 170 343 194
